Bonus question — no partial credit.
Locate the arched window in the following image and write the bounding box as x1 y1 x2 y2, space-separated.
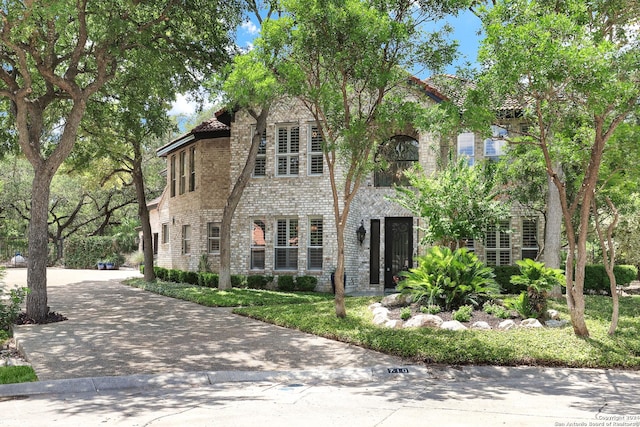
374 135 419 187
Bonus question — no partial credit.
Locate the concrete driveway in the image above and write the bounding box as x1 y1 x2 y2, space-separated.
5 268 406 381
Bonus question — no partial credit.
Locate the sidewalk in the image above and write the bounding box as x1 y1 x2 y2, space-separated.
2 268 640 426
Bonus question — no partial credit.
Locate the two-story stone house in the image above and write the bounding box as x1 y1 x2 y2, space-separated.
150 77 542 294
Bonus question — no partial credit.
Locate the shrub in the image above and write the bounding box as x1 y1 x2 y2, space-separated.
231 275 246 288
583 265 638 295
182 271 199 285
167 269 181 283
246 275 272 289
453 304 473 322
420 304 441 315
492 265 522 294
198 272 219 288
505 292 534 319
64 236 124 269
511 259 564 319
398 246 499 311
400 307 412 321
295 276 318 292
483 302 510 319
0 286 28 331
277 275 295 292
198 254 211 273
154 267 169 281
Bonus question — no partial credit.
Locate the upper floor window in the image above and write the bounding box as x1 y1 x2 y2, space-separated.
170 155 176 197
484 125 508 161
207 222 220 254
276 125 299 176
179 150 186 195
189 146 196 191
457 132 475 166
253 128 267 177
374 135 419 187
308 125 324 175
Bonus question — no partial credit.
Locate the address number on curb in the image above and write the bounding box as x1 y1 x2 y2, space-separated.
387 368 410 374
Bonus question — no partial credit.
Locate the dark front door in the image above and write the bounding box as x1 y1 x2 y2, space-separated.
384 217 413 289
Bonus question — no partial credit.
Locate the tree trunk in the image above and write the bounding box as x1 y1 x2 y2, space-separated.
334 220 347 318
26 169 55 322
545 164 563 298
133 147 155 282
219 108 269 290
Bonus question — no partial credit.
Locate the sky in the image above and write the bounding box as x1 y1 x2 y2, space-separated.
169 7 483 117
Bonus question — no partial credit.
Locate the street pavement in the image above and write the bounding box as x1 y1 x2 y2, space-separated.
1 267 640 426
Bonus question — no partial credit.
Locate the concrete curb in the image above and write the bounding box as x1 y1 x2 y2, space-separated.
0 365 435 398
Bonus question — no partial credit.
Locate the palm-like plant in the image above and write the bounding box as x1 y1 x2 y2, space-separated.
399 246 499 311
510 259 564 319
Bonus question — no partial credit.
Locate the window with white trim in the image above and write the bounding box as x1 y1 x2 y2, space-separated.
522 219 539 260
308 125 323 175
484 125 508 161
457 132 475 166
485 220 510 266
275 218 298 270
276 125 299 176
308 218 323 270
251 219 266 270
181 224 191 254
207 222 220 254
254 128 267 177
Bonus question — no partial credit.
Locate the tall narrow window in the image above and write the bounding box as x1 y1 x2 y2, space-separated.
308 125 323 175
485 220 510 265
484 125 508 162
275 218 298 270
153 233 159 255
522 219 539 260
374 135 419 187
170 155 176 197
181 224 191 254
276 125 299 176
207 222 220 254
189 146 196 191
308 218 323 270
179 150 186 195
254 128 267 177
457 132 475 166
162 223 169 244
251 219 266 270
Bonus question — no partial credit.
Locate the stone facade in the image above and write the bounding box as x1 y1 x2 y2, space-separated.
150 87 543 294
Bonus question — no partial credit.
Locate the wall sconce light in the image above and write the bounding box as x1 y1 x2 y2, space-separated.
356 220 366 245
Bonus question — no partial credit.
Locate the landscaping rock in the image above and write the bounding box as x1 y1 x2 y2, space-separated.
545 319 569 328
471 321 492 330
440 320 468 331
384 319 404 329
520 318 543 328
369 302 382 310
372 306 390 317
381 293 412 308
373 313 390 325
546 309 560 320
403 314 443 329
498 319 517 330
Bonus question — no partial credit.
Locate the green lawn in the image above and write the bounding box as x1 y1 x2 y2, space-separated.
0 330 38 385
127 278 640 369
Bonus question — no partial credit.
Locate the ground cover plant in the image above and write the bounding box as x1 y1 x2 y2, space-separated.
128 277 640 369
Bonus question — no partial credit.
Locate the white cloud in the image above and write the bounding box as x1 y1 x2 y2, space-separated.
169 93 196 117
241 20 259 35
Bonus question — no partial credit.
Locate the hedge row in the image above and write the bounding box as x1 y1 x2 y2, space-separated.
64 236 125 269
492 264 638 295
148 266 318 292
